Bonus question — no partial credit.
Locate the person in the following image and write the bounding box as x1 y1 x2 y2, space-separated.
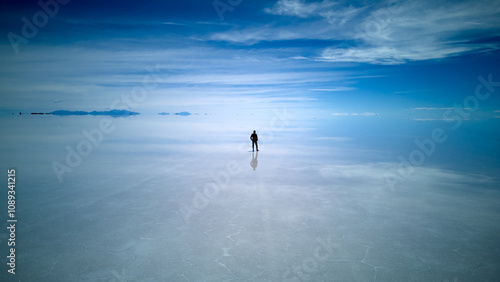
250 130 259 151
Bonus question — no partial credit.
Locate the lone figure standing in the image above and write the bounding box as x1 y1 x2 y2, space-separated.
250 130 259 152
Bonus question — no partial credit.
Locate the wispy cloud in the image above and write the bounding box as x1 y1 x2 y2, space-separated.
209 0 363 44
311 87 355 92
163 71 341 85
352 112 378 116
265 0 338 18
318 45 475 65
412 107 465 110
411 118 456 121
162 22 185 26
212 0 500 64
0 41 345 111
319 0 500 64
2 0 499 115
265 0 361 25
209 22 337 43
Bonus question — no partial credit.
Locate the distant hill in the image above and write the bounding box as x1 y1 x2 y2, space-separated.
158 111 192 116
174 111 191 116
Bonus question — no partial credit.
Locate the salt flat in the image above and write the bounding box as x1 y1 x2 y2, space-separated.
0 113 499 281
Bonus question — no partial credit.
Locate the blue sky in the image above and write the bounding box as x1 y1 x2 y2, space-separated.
1 0 500 119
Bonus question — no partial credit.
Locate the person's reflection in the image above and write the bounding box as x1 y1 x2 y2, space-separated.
250 151 258 171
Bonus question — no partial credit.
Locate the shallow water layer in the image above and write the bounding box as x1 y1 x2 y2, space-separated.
0 113 499 281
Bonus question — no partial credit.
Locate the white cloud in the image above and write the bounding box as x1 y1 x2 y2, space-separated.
0 42 348 111
411 118 455 121
411 107 473 111
319 44 475 65
265 0 339 18
320 0 500 64
212 0 500 64
412 107 452 110
352 112 378 116
209 22 340 43
265 0 361 25
210 0 363 44
163 71 339 85
162 22 185 26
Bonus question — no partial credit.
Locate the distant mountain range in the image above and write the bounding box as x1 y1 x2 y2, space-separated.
49 110 140 116
26 110 200 116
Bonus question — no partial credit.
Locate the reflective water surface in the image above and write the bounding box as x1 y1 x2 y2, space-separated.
0 112 499 281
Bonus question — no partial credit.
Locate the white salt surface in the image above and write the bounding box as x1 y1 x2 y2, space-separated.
0 113 499 281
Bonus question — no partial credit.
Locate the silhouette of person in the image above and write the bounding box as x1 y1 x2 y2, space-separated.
250 151 258 171
250 130 259 152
